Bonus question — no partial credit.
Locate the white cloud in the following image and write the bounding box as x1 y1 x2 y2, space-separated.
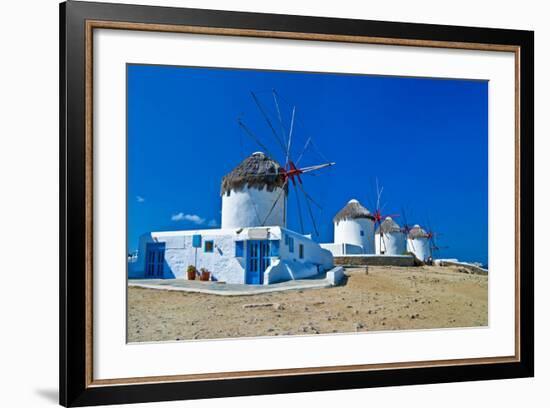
208 219 218 227
136 195 145 203
171 212 205 225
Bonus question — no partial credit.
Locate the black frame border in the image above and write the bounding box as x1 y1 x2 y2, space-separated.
60 1 534 406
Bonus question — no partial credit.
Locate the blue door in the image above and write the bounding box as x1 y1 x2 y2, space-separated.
145 242 165 278
246 240 270 284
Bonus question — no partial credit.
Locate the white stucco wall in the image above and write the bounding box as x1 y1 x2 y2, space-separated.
264 260 319 284
320 242 363 256
407 237 432 261
334 218 375 254
221 186 286 229
130 228 247 283
265 228 334 284
128 226 334 285
375 231 407 255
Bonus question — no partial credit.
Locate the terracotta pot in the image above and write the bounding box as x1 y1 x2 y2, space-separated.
200 271 211 281
187 270 196 280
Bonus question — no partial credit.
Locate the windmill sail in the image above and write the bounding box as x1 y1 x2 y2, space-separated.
237 90 335 237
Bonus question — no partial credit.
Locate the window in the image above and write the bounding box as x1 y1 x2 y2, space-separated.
204 240 214 253
360 230 364 236
299 243 304 259
284 233 289 246
288 236 294 253
235 241 244 257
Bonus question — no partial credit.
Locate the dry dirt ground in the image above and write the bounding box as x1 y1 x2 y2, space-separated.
127 265 488 343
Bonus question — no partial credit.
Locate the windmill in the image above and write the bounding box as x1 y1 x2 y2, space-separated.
424 218 448 261
401 206 416 253
237 90 335 237
371 179 399 254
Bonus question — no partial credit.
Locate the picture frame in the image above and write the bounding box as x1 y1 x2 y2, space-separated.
59 1 534 406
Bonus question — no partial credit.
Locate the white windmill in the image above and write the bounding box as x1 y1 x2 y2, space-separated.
375 217 407 255
369 179 403 255
333 199 376 254
229 90 336 236
406 224 432 261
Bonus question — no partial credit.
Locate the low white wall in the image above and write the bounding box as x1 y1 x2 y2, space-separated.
264 259 319 284
375 232 407 255
326 266 345 285
320 243 341 255
320 242 363 256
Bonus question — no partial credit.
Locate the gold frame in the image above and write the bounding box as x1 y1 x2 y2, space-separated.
84 20 521 388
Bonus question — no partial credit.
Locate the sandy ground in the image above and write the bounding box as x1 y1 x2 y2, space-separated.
127 265 488 343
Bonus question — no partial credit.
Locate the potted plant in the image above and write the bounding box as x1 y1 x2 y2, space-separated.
187 265 197 280
199 267 211 281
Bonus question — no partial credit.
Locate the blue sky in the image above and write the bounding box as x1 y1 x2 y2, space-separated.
127 64 488 264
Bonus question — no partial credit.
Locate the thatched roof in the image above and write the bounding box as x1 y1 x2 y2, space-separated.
375 217 402 234
408 224 430 239
221 152 286 196
333 199 375 223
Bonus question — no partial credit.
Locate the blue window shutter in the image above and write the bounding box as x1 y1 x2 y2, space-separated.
289 237 294 253
235 241 244 257
270 240 280 257
192 234 202 248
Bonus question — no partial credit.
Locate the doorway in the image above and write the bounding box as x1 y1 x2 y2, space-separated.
245 240 270 284
145 242 166 278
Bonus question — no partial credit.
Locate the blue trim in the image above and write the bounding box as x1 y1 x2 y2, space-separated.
235 241 244 257
270 240 280 257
